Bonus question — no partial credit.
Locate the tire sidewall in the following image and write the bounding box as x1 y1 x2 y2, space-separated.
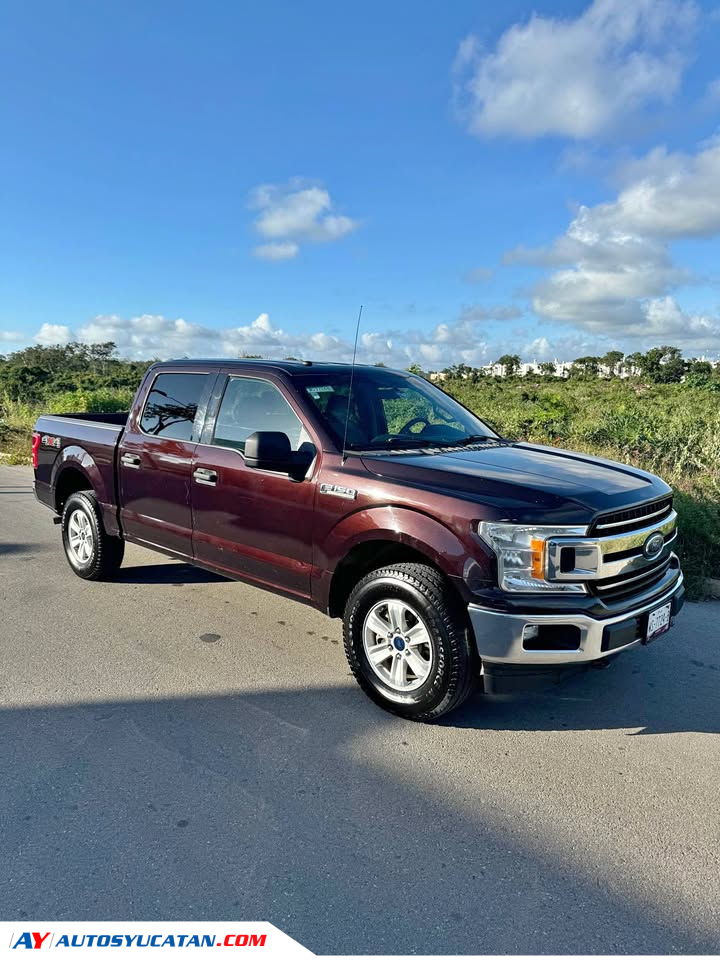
62 494 100 576
346 573 453 715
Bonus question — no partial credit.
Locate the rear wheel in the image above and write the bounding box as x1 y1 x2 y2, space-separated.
61 491 124 581
343 562 477 721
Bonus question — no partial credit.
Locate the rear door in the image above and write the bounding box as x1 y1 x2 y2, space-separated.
119 370 215 558
190 374 318 598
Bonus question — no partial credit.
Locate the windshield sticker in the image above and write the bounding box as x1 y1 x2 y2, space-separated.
308 385 334 394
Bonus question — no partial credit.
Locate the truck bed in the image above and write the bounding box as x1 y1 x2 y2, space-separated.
39 411 129 427
33 411 129 525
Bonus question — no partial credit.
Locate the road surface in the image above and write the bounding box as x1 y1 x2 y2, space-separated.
1 465 718 954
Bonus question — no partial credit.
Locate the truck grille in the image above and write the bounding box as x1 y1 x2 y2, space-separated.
590 554 675 603
590 495 673 537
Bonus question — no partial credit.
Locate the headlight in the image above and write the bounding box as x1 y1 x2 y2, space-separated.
478 521 588 593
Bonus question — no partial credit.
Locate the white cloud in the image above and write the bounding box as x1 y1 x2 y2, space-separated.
702 77 720 105
0 330 23 343
459 304 523 323
453 0 697 140
34 323 72 345
524 337 553 360
508 138 720 349
590 138 720 238
253 242 299 261
77 314 215 358
464 266 494 283
249 179 358 261
26 308 511 369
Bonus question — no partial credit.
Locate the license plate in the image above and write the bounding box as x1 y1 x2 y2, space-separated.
646 602 672 642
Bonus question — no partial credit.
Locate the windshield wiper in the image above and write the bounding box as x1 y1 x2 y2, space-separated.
445 434 500 446
357 434 503 453
376 437 436 448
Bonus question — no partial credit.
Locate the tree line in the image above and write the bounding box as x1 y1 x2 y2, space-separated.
432 346 718 384
0 341 152 402
1 341 719 405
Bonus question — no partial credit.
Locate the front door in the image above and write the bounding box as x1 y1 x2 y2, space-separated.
191 375 317 598
119 370 213 558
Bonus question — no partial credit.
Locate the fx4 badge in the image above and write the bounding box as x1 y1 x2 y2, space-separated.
320 482 357 500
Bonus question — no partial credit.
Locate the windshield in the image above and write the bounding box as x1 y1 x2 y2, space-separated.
297 367 499 451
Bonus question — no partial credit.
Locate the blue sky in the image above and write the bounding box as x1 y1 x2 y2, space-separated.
1 0 720 366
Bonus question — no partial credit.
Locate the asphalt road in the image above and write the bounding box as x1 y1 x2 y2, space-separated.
1 464 718 955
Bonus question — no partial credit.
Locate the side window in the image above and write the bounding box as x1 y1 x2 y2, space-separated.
140 373 208 441
213 378 311 453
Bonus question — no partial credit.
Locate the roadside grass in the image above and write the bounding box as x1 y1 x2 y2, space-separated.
445 377 720 599
0 396 37 464
0 389 133 465
1 378 718 596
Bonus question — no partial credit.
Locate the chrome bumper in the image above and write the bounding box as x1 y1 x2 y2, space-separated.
468 574 684 666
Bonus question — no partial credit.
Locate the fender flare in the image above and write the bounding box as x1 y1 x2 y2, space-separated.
318 505 484 612
51 447 119 536
323 505 468 573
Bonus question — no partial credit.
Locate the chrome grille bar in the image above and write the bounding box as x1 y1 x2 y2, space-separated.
595 503 672 531
594 557 671 592
545 510 678 583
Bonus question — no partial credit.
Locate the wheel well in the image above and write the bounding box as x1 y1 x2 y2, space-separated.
328 541 456 618
55 467 92 513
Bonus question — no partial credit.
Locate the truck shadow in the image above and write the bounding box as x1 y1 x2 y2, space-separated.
445 638 720 736
117 563 230 585
0 684 718 954
0 542 50 556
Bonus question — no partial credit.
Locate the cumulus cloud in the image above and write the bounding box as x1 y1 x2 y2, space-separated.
76 315 215 358
253 242 299 261
588 138 720 238
453 0 697 140
34 323 72 345
702 77 720 105
249 179 358 260
27 307 513 369
464 266 494 283
508 138 720 349
459 303 523 323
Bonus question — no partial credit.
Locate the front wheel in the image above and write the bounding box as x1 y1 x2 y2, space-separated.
343 562 477 721
61 491 125 581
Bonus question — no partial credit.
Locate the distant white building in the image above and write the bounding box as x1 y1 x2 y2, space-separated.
427 355 718 381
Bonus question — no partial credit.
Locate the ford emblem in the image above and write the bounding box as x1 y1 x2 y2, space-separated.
643 531 665 559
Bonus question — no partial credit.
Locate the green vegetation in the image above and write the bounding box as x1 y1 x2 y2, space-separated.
0 342 147 463
441 374 719 599
1 341 718 596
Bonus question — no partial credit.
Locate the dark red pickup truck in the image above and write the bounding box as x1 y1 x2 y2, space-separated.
33 359 684 720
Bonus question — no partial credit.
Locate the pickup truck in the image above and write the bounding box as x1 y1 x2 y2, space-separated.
33 359 685 720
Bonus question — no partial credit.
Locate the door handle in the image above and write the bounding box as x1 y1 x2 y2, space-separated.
194 467 218 486
121 453 141 469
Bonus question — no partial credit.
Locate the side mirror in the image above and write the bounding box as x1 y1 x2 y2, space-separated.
244 431 293 472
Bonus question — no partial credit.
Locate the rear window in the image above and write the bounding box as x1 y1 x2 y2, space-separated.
139 373 208 441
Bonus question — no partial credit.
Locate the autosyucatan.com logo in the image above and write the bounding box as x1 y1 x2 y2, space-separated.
0 922 312 957
9 933 267 950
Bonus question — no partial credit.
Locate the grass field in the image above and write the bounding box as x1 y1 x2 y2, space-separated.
1 376 718 597
444 376 719 598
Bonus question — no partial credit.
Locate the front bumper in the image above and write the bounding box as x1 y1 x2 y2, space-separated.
468 574 685 668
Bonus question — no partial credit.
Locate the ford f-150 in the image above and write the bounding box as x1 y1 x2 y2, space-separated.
32 359 685 720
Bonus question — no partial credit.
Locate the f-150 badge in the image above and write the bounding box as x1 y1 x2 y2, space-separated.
320 482 357 500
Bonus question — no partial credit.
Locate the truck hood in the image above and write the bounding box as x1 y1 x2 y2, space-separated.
361 442 671 524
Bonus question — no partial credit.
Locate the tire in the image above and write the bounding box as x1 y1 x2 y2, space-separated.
61 491 125 581
343 562 477 721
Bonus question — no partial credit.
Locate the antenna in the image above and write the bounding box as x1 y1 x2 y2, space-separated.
341 304 363 464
